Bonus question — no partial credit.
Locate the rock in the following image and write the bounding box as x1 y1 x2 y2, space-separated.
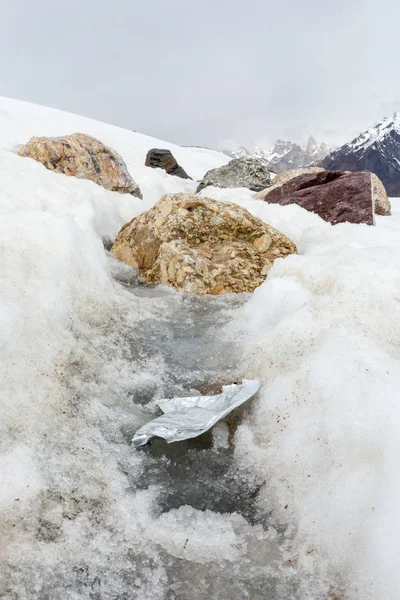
254 167 326 200
196 158 271 194
371 173 391 215
145 148 192 179
18 133 142 198
258 170 375 226
111 193 297 295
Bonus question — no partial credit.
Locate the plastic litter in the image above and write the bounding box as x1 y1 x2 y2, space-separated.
132 379 260 448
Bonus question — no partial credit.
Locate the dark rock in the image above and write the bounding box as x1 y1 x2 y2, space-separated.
196 157 271 193
145 149 192 180
262 170 374 226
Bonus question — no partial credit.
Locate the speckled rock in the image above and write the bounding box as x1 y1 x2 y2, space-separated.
254 167 325 200
18 133 142 198
145 148 192 179
196 158 271 194
111 193 296 295
371 173 391 215
257 170 375 225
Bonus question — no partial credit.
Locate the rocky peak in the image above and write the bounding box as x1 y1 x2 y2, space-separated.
322 112 400 196
223 137 332 175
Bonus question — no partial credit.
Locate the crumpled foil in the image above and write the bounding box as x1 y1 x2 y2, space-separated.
132 379 260 448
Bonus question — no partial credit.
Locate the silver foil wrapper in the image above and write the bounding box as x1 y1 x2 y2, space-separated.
132 379 260 448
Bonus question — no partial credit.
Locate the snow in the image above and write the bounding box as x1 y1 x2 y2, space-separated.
1 96 400 599
0 95 229 184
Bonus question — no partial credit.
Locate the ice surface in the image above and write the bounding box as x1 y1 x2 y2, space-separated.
1 97 400 599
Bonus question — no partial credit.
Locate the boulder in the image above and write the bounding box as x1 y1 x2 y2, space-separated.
145 148 192 179
18 133 142 198
256 170 376 226
371 173 391 216
254 167 326 200
196 158 271 194
111 193 297 295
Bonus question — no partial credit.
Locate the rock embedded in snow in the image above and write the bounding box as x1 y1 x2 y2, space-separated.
196 157 271 194
256 167 391 218
258 170 375 225
372 172 391 215
145 148 192 180
111 193 297 294
254 167 326 201
18 132 143 198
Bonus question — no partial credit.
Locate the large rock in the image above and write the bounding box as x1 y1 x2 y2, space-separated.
257 170 375 226
256 168 391 217
111 193 297 295
371 173 391 216
196 158 271 194
254 167 326 200
145 148 192 179
18 133 142 198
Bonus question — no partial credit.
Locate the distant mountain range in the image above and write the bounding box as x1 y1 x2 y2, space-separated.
223 136 332 174
323 114 400 196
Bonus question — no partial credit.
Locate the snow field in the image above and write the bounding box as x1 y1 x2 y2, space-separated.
0 97 400 598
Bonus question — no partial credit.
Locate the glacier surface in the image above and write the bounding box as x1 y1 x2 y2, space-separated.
0 97 400 599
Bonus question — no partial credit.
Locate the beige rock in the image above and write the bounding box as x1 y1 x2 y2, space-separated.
371 173 391 216
254 167 325 201
18 133 142 198
111 193 297 295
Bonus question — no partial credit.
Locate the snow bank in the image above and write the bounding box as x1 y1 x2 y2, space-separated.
1 96 400 599
229 197 400 598
0 96 229 185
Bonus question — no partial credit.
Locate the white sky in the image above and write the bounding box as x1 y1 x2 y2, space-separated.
1 0 400 149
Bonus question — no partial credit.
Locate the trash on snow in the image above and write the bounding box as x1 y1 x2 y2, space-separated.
132 379 261 448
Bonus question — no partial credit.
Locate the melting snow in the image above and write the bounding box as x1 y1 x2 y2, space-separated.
0 97 400 599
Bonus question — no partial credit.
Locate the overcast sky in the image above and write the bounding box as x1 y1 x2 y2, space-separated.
1 0 399 150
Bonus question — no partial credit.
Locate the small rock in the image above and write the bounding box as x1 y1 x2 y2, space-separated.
145 148 192 179
371 173 391 216
197 158 271 194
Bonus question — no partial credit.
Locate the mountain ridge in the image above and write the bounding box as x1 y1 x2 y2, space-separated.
223 136 332 174
323 113 400 196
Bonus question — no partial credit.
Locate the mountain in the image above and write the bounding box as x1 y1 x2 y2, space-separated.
224 136 332 174
323 113 400 196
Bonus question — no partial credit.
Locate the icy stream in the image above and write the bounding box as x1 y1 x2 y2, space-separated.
2 97 400 599
1 257 301 599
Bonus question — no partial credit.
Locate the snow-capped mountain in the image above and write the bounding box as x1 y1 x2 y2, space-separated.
224 136 332 174
323 113 400 196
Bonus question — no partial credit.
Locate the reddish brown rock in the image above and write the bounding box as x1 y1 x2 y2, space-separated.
254 167 326 201
145 148 192 180
261 170 375 225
